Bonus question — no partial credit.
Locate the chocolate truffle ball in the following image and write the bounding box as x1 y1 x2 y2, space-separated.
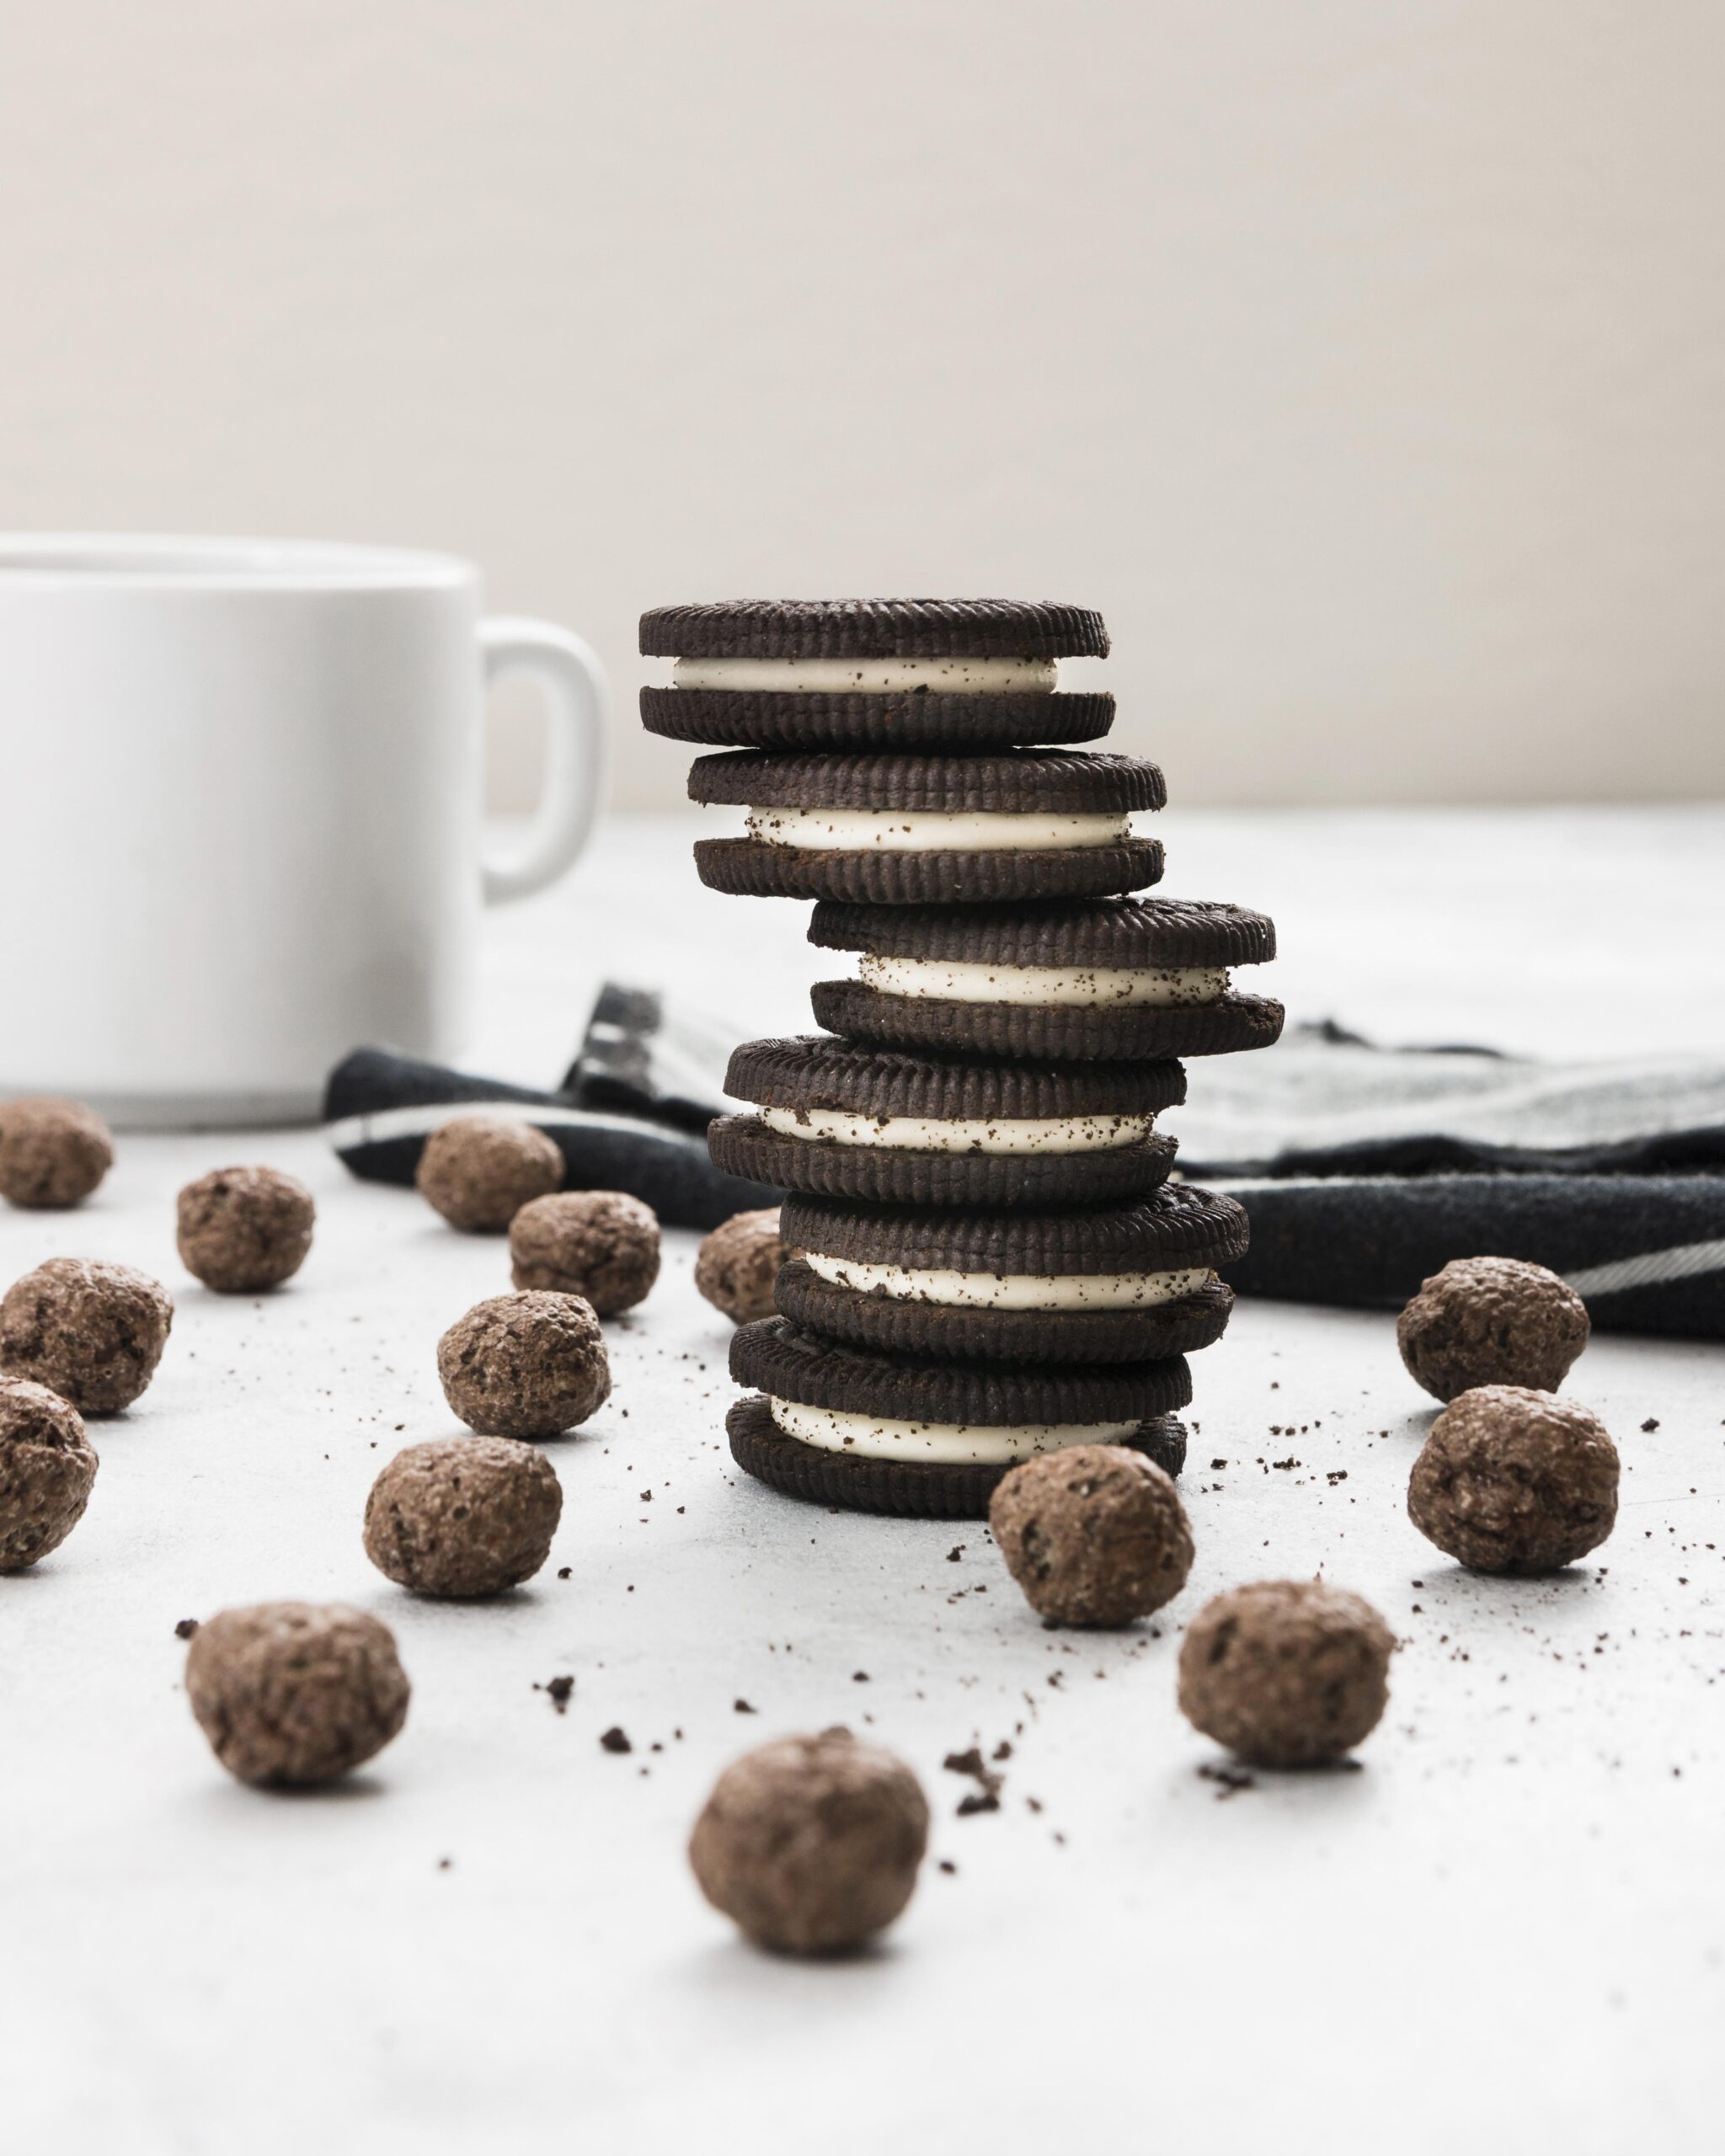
510 1190 661 1317
694 1207 782 1324
1178 1580 1394 1768
177 1164 316 1293
0 1097 114 1209
363 1435 563 1596
1408 1383 1619 1573
990 1444 1194 1627
689 1730 929 1955
0 1257 173 1414
0 1376 99 1571
1397 1256 1589 1403
437 1291 611 1438
186 1601 410 1787
415 1116 563 1233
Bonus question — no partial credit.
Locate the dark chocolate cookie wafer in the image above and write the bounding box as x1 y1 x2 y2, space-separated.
726 1394 1188 1519
689 751 1164 905
711 1036 1184 1206
774 1186 1247 1364
641 599 1110 662
807 894 1281 1059
641 687 1114 753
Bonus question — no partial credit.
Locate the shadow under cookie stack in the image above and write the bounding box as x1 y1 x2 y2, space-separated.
641 600 1283 1520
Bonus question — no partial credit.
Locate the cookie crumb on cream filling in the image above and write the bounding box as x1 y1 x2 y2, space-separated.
803 1255 1211 1310
674 655 1058 695
744 807 1131 853
756 1106 1158 1155
766 1396 1142 1467
857 953 1229 1006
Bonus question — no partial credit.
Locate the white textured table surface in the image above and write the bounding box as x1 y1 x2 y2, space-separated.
5 808 1723 2156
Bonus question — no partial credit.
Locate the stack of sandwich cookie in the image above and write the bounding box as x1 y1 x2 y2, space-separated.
728 1317 1191 1519
641 598 1114 751
643 595 1276 1519
708 1037 1184 1207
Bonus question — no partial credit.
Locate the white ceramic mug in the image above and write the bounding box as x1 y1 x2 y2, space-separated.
0 536 606 1124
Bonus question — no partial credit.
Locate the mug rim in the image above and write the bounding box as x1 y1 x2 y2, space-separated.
0 532 476 590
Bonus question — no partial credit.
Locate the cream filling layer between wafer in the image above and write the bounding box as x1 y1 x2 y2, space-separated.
856 953 1229 1006
744 808 1131 853
675 656 1057 695
801 1254 1213 1311
756 1106 1159 1155
766 1396 1142 1467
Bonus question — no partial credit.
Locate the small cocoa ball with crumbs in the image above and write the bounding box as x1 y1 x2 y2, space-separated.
990 1444 1194 1627
364 1435 563 1596
0 1376 99 1572
689 1730 929 1955
1397 1256 1589 1402
0 1257 173 1414
0 1097 114 1209
1408 1384 1618 1573
415 1116 563 1232
186 1601 410 1787
1178 1580 1394 1768
695 1207 782 1324
510 1190 661 1317
437 1291 611 1438
177 1165 316 1293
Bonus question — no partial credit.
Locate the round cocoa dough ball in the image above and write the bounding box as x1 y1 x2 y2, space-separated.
689 1729 929 1955
437 1291 611 1438
0 1257 173 1414
1397 1256 1589 1403
0 1097 114 1210
177 1164 316 1293
510 1190 661 1317
990 1444 1194 1627
415 1116 563 1233
694 1207 782 1324
1178 1580 1394 1768
0 1376 99 1572
1408 1383 1619 1573
363 1435 563 1596
186 1601 410 1787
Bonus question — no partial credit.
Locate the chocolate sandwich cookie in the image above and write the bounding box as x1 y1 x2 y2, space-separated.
709 1036 1185 1207
774 1185 1247 1364
688 752 1164 905
807 895 1283 1059
642 597 1113 753
727 1317 1191 1518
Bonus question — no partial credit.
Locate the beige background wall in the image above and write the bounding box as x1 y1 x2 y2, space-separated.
3 0 1722 812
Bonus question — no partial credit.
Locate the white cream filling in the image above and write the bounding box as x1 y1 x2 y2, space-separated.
857 953 1230 1006
674 655 1057 695
745 807 1129 853
756 1105 1157 1155
767 1396 1140 1467
803 1254 1212 1310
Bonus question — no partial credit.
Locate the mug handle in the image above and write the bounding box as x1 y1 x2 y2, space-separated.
479 616 608 904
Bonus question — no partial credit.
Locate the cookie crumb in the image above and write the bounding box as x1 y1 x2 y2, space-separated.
600 1726 632 1753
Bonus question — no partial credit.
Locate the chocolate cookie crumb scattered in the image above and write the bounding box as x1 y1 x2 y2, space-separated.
510 1190 661 1316
437 1292 611 1438
185 1602 409 1786
734 1697 756 1714
543 1674 574 1712
990 1445 1194 1627
174 1617 199 1640
0 1257 174 1414
176 1165 315 1293
1641 1417 1659 1433
0 1097 114 1210
1178 1580 1393 1768
1408 1385 1619 1573
600 1726 632 1753
694 1208 782 1324
689 1729 929 1954
415 1116 563 1233
0 1376 99 1571
364 1436 563 1596
1397 1257 1589 1402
